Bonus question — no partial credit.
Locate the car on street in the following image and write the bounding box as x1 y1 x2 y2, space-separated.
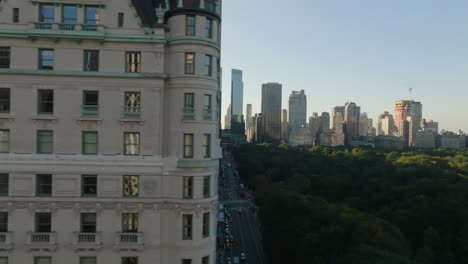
241 253 246 261
237 209 242 214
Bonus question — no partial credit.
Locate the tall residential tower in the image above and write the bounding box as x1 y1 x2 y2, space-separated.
260 83 282 143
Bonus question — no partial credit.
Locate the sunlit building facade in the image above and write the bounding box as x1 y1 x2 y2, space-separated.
0 0 222 263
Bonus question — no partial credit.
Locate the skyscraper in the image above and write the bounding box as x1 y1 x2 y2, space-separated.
246 104 253 130
230 69 245 143
281 109 289 142
231 69 244 124
288 90 307 129
359 113 370 136
224 104 231 129
0 0 222 263
377 111 396 136
260 83 282 143
344 102 361 143
331 106 346 146
394 100 423 130
310 112 331 145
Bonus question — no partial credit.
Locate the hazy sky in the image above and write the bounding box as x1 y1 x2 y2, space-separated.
220 0 468 132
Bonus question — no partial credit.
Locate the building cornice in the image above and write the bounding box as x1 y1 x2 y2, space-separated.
177 159 218 168
0 29 166 43
167 36 220 50
0 69 169 79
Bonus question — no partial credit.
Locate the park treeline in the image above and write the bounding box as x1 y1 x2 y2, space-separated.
233 144 468 264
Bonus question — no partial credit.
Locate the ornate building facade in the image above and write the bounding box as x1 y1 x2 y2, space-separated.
0 0 222 263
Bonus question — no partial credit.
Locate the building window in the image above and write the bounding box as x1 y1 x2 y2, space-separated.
184 93 194 109
205 18 213 38
84 6 100 24
80 257 96 264
62 5 77 24
182 214 193 240
0 212 7 232
36 174 52 196
122 213 138 233
204 55 212 76
35 212 51 232
13 8 19 23
203 94 212 120
185 53 195 74
202 212 210 238
82 175 97 197
205 0 216 12
185 15 196 36
202 256 209 264
82 131 98 155
0 257 7 264
0 174 8 196
203 134 211 158
38 49 54 70
82 90 99 116
203 176 210 198
124 132 140 155
0 130 9 153
123 176 139 197
0 88 10 113
183 93 195 120
39 3 54 23
37 130 53 154
182 260 192 264
122 257 138 264
126 52 141 73
84 50 99 72
80 213 97 233
118 13 124 27
183 134 194 158
37 89 54 114
124 92 141 117
0 48 10 68
183 176 193 199
34 257 51 264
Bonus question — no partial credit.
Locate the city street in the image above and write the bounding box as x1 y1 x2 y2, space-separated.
217 152 266 264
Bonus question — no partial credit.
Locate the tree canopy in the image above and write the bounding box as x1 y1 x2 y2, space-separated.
233 144 468 264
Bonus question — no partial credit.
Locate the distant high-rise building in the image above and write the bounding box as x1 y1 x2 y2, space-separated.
224 104 231 129
260 83 282 143
231 69 244 124
423 119 439 134
344 102 360 143
332 106 345 132
246 104 253 130
359 113 371 136
331 106 346 146
230 69 245 143
288 90 307 129
281 109 289 142
399 119 410 147
407 116 420 147
377 111 396 136
394 100 423 131
309 112 331 145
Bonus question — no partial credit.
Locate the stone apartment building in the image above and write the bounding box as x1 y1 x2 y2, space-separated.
0 0 222 263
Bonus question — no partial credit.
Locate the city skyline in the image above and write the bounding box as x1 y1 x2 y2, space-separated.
220 0 468 132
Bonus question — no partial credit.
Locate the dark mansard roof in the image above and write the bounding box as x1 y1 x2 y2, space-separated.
131 0 220 28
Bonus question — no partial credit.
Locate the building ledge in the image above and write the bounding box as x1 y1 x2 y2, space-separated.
0 69 169 79
177 159 218 168
0 28 166 43
167 36 220 50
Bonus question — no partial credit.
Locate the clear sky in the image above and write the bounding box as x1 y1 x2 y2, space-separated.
220 0 468 132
